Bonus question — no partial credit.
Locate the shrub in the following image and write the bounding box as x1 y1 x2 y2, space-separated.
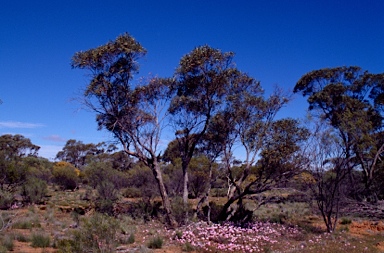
113 201 157 221
12 220 33 229
126 165 159 200
122 187 142 198
21 177 47 204
182 241 195 252
12 216 41 229
203 201 224 223
56 238 76 253
340 217 352 225
14 233 29 242
23 156 53 182
272 214 285 224
211 188 228 197
31 233 50 248
95 180 119 214
128 233 135 244
0 190 14 210
84 162 129 190
1 235 14 251
52 162 78 190
147 235 163 249
58 213 120 253
97 180 119 201
171 197 192 225
174 230 183 239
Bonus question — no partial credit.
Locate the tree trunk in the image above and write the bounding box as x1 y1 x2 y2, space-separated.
182 167 189 205
194 163 213 223
152 162 178 227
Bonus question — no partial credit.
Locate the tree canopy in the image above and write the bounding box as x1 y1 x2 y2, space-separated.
294 66 384 200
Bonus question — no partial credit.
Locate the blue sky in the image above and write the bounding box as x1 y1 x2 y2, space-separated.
1 0 383 160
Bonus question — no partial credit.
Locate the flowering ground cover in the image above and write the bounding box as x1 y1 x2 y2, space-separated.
172 221 301 252
169 221 384 253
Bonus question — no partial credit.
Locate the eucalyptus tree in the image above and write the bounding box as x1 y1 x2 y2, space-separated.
169 45 240 206
56 139 111 169
0 134 40 192
71 33 177 226
217 90 309 221
294 66 384 200
193 114 228 222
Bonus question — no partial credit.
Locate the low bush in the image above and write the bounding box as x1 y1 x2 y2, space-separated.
21 177 47 204
52 162 78 190
0 190 14 210
14 233 29 242
147 235 163 249
182 241 195 252
128 233 135 244
211 188 227 197
203 201 224 223
340 217 352 225
84 162 130 190
1 235 14 251
95 180 119 214
31 233 50 248
12 216 41 229
55 238 76 253
122 187 142 198
57 213 120 253
171 197 193 225
113 200 160 221
12 220 33 229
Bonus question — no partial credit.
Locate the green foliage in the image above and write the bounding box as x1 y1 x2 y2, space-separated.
23 156 53 182
84 162 126 214
182 241 195 252
12 218 41 229
202 201 224 223
84 161 129 190
0 134 41 194
0 189 14 209
0 134 40 160
95 189 116 215
56 239 76 253
162 159 183 197
188 156 212 198
113 200 159 221
1 235 14 251
21 177 47 204
12 220 34 229
340 217 352 225
14 233 29 242
171 197 193 225
97 180 119 201
127 233 135 244
147 235 163 249
31 233 50 248
125 164 159 200
294 66 384 200
258 119 309 177
11 212 41 229
56 139 98 169
56 213 121 253
52 161 78 190
121 187 142 198
174 230 183 239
